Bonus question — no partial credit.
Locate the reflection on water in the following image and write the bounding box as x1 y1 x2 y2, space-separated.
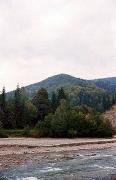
0 147 116 180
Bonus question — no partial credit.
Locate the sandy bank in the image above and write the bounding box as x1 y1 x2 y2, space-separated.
0 137 116 170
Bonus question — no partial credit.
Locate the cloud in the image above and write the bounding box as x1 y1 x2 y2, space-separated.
0 0 116 91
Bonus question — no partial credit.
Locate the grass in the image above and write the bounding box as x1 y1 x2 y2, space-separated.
0 129 31 137
0 130 8 138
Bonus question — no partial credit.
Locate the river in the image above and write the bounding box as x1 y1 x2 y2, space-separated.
0 147 116 180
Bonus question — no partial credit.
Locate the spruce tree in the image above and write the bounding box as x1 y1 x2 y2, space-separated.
32 88 51 121
14 85 23 128
57 87 66 105
51 92 58 113
1 86 6 112
0 87 7 128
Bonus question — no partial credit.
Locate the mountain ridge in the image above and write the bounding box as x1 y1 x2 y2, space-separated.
92 77 116 92
7 73 116 98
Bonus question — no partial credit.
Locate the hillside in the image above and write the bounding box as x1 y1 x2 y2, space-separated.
7 74 116 98
7 74 116 112
25 74 95 97
92 77 116 92
7 74 96 98
103 105 116 130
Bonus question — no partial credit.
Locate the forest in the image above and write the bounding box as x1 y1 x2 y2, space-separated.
0 85 115 138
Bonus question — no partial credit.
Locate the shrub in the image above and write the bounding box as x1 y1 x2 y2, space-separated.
35 102 114 138
0 130 8 138
22 127 31 137
68 129 77 138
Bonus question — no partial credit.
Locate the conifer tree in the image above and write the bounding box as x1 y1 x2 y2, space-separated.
1 86 6 112
0 87 7 128
14 85 23 128
51 92 58 112
57 87 66 105
32 88 51 121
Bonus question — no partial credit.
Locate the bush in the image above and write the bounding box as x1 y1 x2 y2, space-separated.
35 114 53 137
0 130 8 138
1 129 31 137
35 102 114 138
22 127 31 137
68 129 77 138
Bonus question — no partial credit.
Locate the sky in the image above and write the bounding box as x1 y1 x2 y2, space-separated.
0 0 116 91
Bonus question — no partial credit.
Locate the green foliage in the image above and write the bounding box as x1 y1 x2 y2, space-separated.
0 87 6 112
67 129 77 138
51 92 58 112
1 129 30 137
6 98 17 128
7 74 116 113
0 86 37 129
0 129 8 138
6 74 96 98
0 83 115 139
12 86 37 128
32 88 51 121
23 101 37 126
0 87 8 128
69 86 115 112
36 102 114 138
50 100 70 137
93 77 116 93
14 85 23 128
0 110 3 128
57 87 67 104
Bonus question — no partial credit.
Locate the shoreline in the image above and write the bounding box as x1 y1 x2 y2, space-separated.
0 137 116 171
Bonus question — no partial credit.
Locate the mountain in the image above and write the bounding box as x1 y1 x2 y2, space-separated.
25 74 95 97
6 74 116 112
7 74 94 98
92 77 116 92
7 74 116 98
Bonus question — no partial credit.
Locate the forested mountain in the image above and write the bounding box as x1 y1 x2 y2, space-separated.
0 74 115 137
7 74 116 98
25 74 95 97
6 74 116 113
7 74 95 98
92 77 116 92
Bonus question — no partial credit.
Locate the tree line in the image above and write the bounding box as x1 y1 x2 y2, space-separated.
0 86 67 129
0 86 115 137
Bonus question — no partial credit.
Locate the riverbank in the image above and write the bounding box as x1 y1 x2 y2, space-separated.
0 137 116 170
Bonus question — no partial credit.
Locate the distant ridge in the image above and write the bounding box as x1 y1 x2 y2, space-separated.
92 77 116 92
7 74 116 98
25 73 94 97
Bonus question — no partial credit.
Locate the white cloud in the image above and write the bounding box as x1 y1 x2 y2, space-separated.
0 0 116 91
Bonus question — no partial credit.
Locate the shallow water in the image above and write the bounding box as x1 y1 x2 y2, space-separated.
0 147 116 180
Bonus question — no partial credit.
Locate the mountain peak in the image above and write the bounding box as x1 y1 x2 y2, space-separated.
7 74 116 98
22 73 91 97
46 73 77 79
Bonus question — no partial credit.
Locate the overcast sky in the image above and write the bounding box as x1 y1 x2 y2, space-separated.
0 0 116 91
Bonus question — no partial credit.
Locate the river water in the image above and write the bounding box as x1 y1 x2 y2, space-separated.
0 147 116 180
